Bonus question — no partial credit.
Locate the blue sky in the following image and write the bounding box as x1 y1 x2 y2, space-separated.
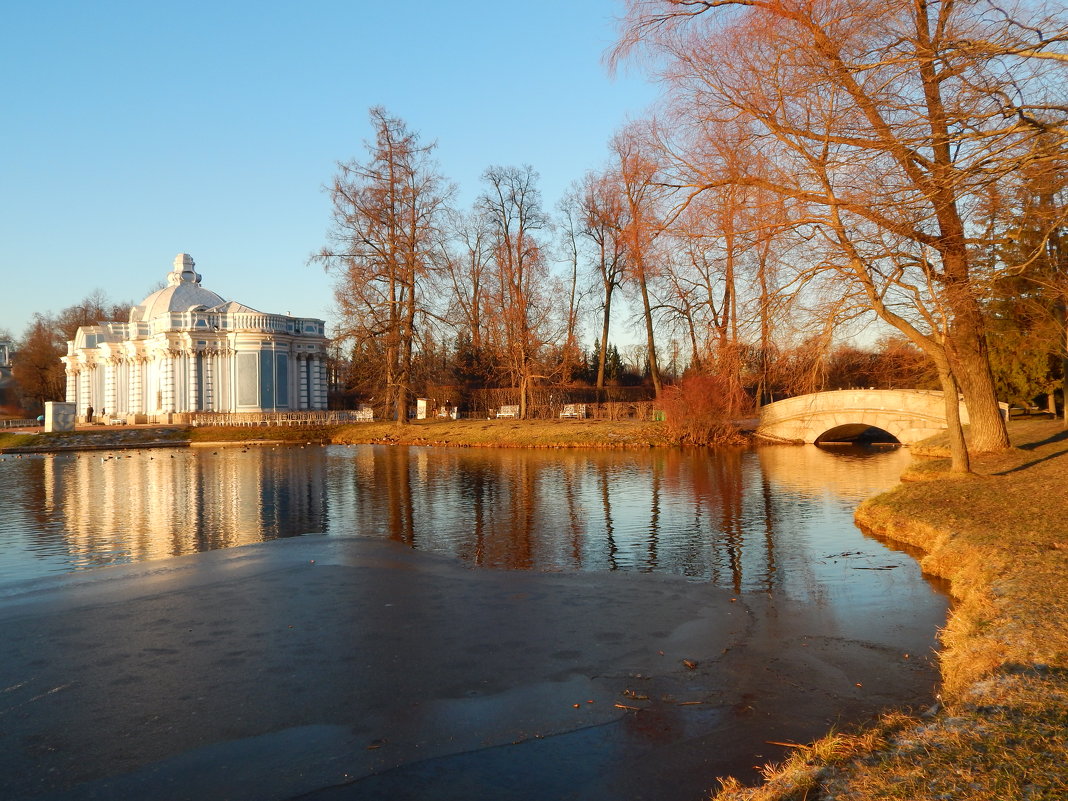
1 0 658 340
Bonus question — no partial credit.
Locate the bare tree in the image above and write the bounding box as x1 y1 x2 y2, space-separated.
315 107 452 422
612 124 666 398
568 169 630 390
441 208 494 375
478 165 553 417
556 192 589 385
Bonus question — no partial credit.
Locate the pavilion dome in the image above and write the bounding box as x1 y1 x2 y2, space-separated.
131 254 226 322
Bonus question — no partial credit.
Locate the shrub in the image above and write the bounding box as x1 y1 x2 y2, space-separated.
660 373 750 445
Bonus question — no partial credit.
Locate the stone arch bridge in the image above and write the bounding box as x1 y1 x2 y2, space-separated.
756 389 993 445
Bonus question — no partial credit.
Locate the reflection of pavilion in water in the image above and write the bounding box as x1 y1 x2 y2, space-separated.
333 445 909 592
42 448 328 567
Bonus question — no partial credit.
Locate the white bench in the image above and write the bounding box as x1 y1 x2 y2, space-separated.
496 405 519 418
353 408 374 422
559 404 587 419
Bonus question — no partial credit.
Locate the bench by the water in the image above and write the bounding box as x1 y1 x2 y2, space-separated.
559 404 587 419
496 405 519 418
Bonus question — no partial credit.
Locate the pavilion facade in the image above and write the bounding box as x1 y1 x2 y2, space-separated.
62 254 329 423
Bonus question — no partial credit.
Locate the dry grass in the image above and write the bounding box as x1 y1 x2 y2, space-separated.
187 424 339 444
1 418 677 453
0 432 39 450
0 426 188 452
710 417 1068 801
329 417 676 448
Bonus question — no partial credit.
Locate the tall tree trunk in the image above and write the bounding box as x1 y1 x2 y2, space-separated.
945 289 1009 452
938 367 971 474
396 278 416 425
597 287 613 391
637 264 662 398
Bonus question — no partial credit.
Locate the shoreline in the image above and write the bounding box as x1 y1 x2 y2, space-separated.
711 417 1068 800
0 418 682 454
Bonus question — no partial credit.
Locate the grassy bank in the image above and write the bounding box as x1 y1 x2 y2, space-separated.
0 426 189 452
329 417 676 448
0 418 676 453
713 417 1068 801
191 417 676 448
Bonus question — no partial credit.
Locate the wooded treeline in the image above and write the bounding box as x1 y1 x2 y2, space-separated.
312 108 942 425
316 0 1066 462
1 293 131 415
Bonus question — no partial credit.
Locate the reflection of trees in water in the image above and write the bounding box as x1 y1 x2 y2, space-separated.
298 442 896 594
758 473 779 594
456 457 494 565
378 446 414 546
662 449 748 590
644 456 661 573
562 459 585 568
342 446 794 585
3 444 912 587
597 457 618 572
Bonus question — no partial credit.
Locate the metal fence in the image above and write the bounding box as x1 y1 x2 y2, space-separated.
181 410 374 427
0 418 38 429
178 401 661 427
460 400 660 421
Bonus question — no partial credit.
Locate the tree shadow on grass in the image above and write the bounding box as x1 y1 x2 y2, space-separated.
1016 427 1068 452
996 428 1068 474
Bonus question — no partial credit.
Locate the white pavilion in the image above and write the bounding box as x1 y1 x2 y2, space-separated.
62 254 329 422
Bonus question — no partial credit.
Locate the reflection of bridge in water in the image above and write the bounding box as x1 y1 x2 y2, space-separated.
756 389 990 444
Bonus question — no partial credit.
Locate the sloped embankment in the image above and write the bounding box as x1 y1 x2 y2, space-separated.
712 418 1068 801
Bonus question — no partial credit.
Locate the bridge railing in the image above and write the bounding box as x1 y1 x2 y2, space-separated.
759 389 961 423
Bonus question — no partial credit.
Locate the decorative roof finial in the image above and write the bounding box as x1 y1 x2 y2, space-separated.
168 253 202 286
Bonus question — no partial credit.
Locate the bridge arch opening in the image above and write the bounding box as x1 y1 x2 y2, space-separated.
814 423 900 445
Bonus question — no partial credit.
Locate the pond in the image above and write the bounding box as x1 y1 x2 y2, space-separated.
0 443 949 800
3 443 925 593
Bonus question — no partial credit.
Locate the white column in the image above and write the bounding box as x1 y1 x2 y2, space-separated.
104 359 116 417
81 365 92 413
297 355 308 410
205 350 214 411
163 354 176 413
217 349 229 411
322 358 329 409
66 369 77 404
311 356 318 409
315 357 327 409
129 358 142 415
188 350 198 412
